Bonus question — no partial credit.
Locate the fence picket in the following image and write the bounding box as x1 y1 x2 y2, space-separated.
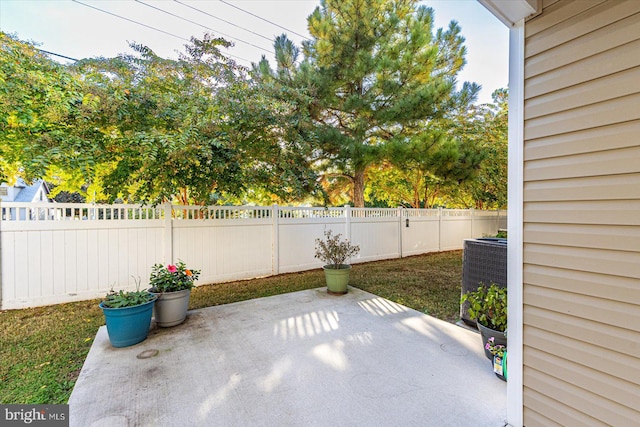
0 202 506 309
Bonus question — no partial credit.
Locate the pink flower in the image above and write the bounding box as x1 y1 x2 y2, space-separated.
167 264 177 273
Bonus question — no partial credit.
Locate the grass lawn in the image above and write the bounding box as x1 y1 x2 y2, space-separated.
0 250 463 404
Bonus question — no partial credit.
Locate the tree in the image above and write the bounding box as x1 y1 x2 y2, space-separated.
381 78 486 208
368 87 506 209
258 0 473 207
219 71 319 205
69 34 320 206
457 88 508 209
0 32 86 184
68 35 247 205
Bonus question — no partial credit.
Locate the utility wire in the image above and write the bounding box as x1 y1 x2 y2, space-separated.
72 0 190 42
218 0 310 40
71 0 250 64
172 0 273 43
71 0 189 41
38 49 78 62
137 0 273 55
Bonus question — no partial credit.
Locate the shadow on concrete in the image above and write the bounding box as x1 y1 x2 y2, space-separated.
69 287 506 426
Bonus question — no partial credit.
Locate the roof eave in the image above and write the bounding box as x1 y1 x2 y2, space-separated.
478 0 541 27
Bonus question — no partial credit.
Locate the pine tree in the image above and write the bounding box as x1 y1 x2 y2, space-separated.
288 0 473 206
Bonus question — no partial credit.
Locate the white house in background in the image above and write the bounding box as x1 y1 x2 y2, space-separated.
0 178 50 220
0 178 50 203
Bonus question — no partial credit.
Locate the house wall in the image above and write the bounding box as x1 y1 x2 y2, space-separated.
523 0 640 425
0 184 19 202
34 187 48 202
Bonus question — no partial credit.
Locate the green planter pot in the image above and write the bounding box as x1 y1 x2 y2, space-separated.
149 288 191 327
323 264 352 295
477 322 507 360
100 296 157 348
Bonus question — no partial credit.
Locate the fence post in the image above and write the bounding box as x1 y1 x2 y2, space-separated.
272 204 279 276
470 208 475 238
398 207 403 258
163 202 173 265
438 207 443 252
345 205 351 241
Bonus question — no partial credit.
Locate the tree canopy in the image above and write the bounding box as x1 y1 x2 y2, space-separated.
0 1 507 209
70 35 248 205
0 33 86 184
254 0 483 207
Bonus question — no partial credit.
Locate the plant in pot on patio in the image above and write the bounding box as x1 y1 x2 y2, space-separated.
314 229 360 295
461 282 507 360
148 260 201 327
486 336 507 381
99 286 158 348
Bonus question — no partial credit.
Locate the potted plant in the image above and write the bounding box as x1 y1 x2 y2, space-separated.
314 229 360 295
148 260 201 327
461 282 507 359
486 337 507 381
99 285 157 348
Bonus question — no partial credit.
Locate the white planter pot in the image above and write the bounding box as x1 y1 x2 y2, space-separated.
150 288 191 327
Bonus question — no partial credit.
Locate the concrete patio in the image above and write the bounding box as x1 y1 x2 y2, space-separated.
69 287 506 426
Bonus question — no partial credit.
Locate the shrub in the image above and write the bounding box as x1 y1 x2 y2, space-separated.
461 282 507 332
314 229 360 269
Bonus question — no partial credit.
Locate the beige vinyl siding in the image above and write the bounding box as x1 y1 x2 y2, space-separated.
522 0 640 425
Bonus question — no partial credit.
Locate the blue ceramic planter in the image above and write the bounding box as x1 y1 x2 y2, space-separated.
100 297 157 348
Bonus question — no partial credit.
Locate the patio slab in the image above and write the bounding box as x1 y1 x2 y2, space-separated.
69 287 506 426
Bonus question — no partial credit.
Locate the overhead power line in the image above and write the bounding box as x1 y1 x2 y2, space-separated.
218 0 311 41
71 0 250 64
136 0 273 55
172 0 273 43
38 49 78 62
72 0 190 43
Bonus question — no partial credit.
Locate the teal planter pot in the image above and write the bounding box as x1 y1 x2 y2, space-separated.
323 265 352 295
100 296 157 348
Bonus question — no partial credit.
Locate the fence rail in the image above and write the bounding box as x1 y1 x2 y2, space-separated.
0 202 506 309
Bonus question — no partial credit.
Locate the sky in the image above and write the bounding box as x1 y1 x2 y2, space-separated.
0 0 508 104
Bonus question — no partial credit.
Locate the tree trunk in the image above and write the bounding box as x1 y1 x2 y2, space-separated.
352 169 366 208
178 188 189 206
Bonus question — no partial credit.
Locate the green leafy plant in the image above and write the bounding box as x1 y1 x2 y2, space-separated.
149 260 201 292
101 278 156 308
101 290 156 308
314 229 360 269
461 282 507 332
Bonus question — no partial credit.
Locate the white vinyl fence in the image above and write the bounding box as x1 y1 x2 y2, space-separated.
0 203 506 309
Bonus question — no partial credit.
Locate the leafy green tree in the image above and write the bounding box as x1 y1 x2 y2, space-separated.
219 74 319 205
382 79 486 208
69 34 318 206
453 89 508 209
70 35 246 205
364 87 506 209
260 0 474 207
0 32 86 184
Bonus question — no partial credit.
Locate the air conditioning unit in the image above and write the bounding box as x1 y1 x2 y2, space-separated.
460 238 507 327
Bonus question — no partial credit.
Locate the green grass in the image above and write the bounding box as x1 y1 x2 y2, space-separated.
0 250 462 404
